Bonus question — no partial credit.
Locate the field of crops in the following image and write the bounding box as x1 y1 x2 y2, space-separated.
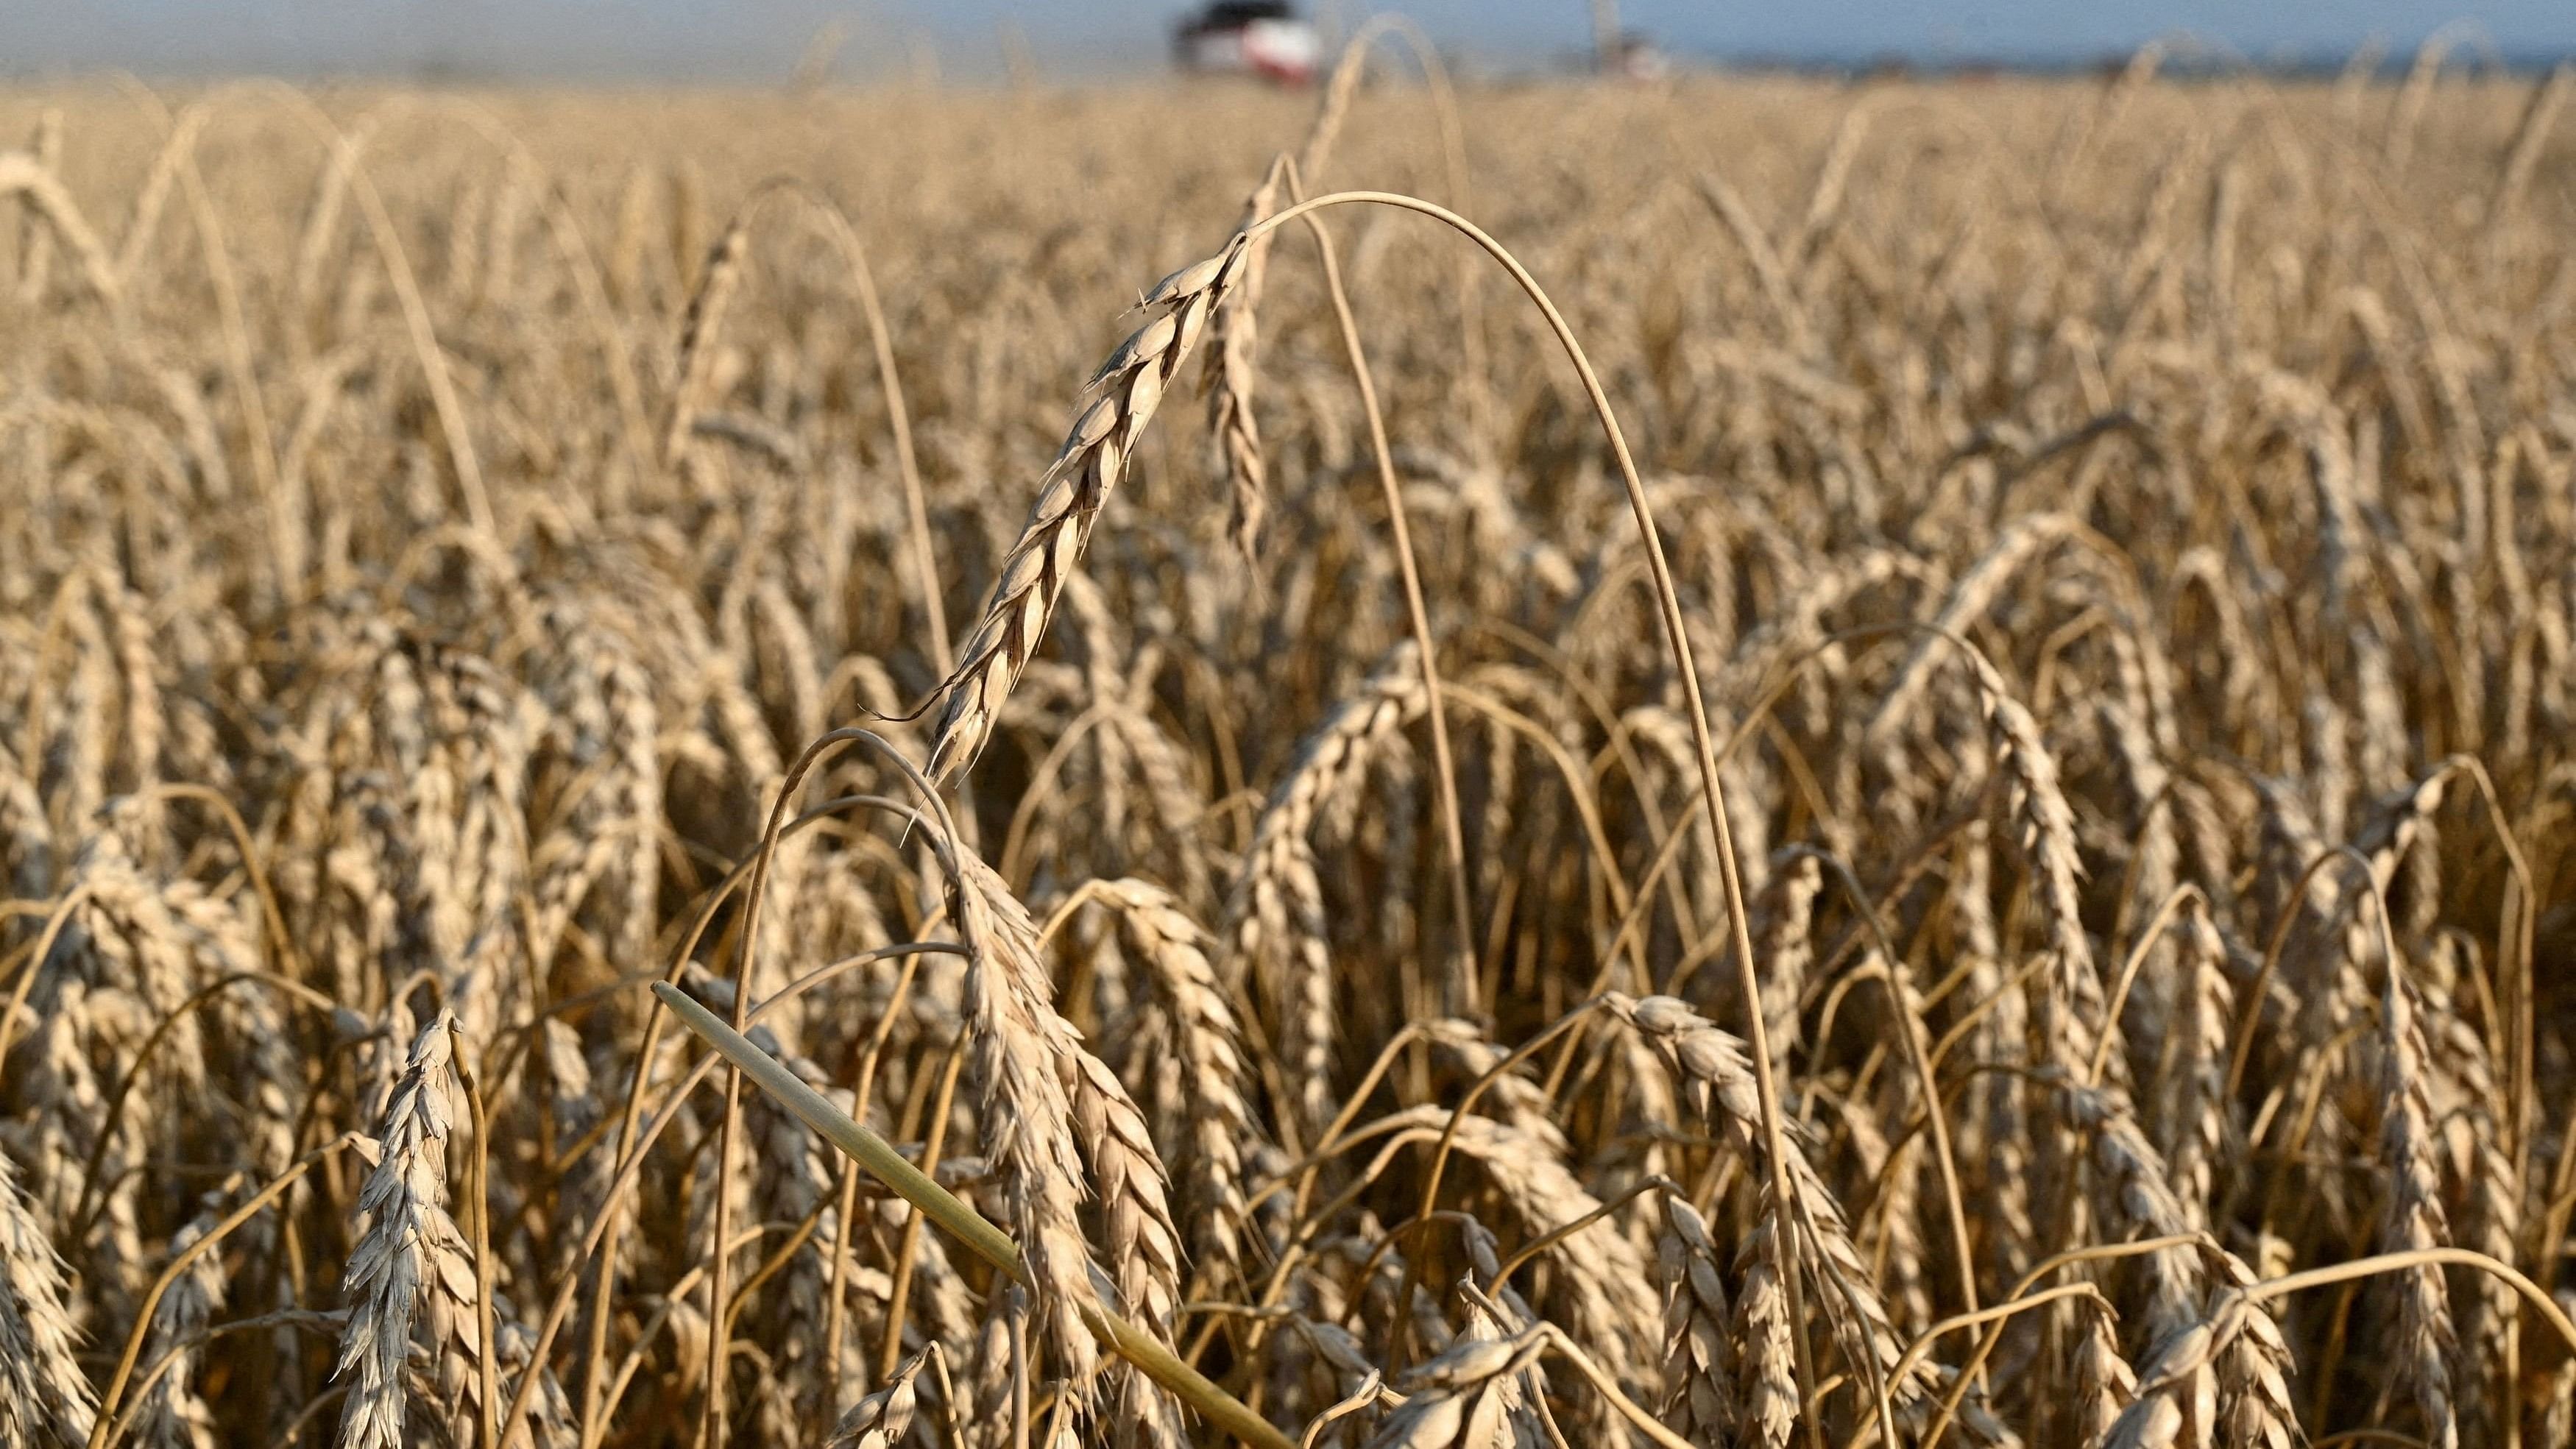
2 48 2574 1449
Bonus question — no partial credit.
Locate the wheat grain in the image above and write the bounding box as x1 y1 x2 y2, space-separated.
949 852 1102 1406
0 1140 96 1448
131 1204 226 1449
2374 957 2458 1449
1095 879 1258 1292
332 1010 476 1449
823 1344 932 1449
1734 1214 1797 1449
1655 1194 1733 1448
927 239 1248 782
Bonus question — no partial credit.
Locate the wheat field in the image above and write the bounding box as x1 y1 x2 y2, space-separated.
1 44 2574 1449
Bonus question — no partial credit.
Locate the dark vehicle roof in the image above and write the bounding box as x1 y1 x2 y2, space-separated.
1180 2 1298 34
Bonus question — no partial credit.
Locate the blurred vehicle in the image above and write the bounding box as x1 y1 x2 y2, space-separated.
1173 2 1322 85
1588 0 1668 81
1607 32 1671 81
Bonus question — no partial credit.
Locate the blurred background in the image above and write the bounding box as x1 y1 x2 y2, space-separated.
10 0 2576 83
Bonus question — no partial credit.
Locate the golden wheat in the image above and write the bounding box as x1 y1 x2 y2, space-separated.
0 49 2569 1449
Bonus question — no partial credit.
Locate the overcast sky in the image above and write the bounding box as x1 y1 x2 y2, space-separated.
8 1 2573 82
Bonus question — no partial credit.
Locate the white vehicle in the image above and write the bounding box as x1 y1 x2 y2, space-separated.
1173 3 1323 85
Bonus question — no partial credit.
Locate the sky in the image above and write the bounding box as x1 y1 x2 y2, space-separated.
6 1 2573 83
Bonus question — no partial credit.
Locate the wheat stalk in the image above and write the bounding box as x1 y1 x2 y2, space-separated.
0 149 123 313
15 109 62 304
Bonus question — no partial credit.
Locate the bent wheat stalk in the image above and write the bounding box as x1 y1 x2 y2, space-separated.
927 185 1808 1420
0 151 124 314
651 982 1298 1449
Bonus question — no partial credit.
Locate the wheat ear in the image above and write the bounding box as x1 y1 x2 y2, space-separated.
1657 1194 1735 1448
823 1344 933 1449
0 1141 97 1448
331 1010 477 1449
2376 958 2458 1449
927 240 1247 781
